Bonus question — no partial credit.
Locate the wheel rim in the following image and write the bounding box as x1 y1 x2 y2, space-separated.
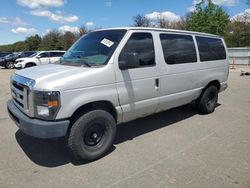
7 62 14 69
83 123 104 146
10 63 14 69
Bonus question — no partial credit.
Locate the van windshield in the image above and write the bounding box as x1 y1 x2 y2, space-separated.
60 29 127 67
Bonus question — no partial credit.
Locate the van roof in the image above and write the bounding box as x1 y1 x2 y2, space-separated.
96 27 221 38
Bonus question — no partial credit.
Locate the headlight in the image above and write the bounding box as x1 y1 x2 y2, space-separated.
15 60 24 64
34 91 61 120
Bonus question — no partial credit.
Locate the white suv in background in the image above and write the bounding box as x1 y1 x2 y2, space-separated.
14 50 65 69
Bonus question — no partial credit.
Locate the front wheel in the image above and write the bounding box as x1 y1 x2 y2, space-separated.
67 110 116 161
196 86 218 114
5 61 14 69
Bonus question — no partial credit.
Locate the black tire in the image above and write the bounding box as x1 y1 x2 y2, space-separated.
67 110 116 161
25 63 36 68
196 85 218 114
5 61 14 69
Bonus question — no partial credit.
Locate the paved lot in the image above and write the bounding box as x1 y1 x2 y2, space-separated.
0 67 250 188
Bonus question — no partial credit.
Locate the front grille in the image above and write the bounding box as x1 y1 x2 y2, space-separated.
13 98 24 108
11 74 35 117
11 80 30 116
12 81 24 91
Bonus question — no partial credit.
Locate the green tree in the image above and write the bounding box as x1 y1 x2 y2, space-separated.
157 17 187 30
40 30 63 50
186 0 229 35
132 14 150 27
13 41 27 51
224 13 250 47
25 34 41 51
0 44 14 52
62 31 77 50
78 25 89 38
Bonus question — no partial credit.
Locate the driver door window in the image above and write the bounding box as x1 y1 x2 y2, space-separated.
38 52 50 64
119 33 155 68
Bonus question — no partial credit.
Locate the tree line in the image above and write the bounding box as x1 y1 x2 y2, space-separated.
0 0 249 52
0 26 89 52
133 0 249 47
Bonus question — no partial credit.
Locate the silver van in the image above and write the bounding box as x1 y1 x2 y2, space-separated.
7 28 229 161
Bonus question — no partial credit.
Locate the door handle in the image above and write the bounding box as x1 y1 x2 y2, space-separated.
155 78 159 89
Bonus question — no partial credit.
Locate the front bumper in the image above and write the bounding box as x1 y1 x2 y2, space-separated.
14 63 22 68
7 99 70 138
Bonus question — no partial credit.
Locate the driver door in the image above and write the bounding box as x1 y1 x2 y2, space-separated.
115 32 160 122
38 52 50 65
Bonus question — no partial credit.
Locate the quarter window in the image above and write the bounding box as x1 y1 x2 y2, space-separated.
50 52 65 57
119 32 155 67
160 34 197 64
196 36 226 61
38 52 49 58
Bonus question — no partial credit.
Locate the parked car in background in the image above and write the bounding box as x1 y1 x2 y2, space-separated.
14 50 65 69
0 52 12 66
0 52 12 59
0 51 36 69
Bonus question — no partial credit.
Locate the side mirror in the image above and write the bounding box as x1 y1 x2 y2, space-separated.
36 56 41 59
119 52 140 70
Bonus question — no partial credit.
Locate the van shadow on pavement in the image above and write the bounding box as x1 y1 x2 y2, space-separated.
15 104 202 167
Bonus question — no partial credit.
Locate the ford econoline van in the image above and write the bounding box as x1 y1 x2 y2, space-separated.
7 28 229 161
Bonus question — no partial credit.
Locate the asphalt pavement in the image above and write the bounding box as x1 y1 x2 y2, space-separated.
0 68 249 188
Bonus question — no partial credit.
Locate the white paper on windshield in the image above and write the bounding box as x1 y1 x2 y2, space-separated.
101 38 114 47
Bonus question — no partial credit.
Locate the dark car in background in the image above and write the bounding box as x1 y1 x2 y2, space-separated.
0 51 36 69
0 52 11 58
0 52 12 63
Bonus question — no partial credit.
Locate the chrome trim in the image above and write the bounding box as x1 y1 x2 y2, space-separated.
11 85 23 96
11 74 35 90
12 93 23 104
28 90 35 117
10 74 36 117
23 88 28 110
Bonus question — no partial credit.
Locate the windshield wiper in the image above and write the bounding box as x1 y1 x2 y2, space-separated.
60 59 93 67
71 52 92 67
81 61 91 67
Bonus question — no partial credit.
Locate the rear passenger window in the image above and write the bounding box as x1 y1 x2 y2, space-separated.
196 36 226 61
50 52 65 57
160 34 197 65
119 32 155 67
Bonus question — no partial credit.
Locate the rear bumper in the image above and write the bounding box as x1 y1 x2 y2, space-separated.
7 99 70 138
0 61 6 67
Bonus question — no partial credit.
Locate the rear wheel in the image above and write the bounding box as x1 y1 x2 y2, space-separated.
196 85 218 114
67 110 116 161
5 61 14 69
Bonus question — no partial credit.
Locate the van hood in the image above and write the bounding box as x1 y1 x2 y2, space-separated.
15 64 114 91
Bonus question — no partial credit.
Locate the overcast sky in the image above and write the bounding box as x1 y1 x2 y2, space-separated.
0 0 249 44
